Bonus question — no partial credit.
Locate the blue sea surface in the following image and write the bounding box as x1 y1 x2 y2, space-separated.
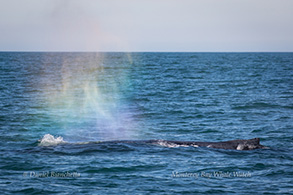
0 52 293 194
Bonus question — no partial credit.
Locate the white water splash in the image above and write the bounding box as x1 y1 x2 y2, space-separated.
156 140 198 148
38 134 67 146
156 140 179 148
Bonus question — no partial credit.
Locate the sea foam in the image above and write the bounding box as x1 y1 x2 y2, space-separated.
38 134 66 146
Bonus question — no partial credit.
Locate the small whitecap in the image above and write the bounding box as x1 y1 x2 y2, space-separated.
38 134 66 146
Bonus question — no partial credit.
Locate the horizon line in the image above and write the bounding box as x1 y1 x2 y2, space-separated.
1 50 293 53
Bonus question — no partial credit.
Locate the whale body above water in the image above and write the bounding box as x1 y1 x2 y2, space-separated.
97 137 267 150
39 135 267 150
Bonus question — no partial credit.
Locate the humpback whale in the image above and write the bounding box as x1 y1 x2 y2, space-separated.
38 134 267 150
98 138 267 150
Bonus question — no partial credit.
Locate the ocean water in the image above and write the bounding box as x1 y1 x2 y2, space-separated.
0 52 292 194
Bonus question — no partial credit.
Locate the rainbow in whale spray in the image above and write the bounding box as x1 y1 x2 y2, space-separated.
40 53 139 142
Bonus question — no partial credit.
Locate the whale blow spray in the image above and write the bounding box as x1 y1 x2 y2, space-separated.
40 53 138 141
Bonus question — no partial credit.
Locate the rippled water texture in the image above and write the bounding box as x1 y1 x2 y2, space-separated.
0 52 292 194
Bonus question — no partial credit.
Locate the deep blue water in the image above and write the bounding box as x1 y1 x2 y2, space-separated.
0 52 293 194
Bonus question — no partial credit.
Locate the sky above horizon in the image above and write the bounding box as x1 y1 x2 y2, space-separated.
0 0 293 52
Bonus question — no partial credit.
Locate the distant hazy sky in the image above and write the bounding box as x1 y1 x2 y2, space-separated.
0 0 292 51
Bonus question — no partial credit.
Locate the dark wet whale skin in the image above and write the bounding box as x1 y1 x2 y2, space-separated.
98 138 267 150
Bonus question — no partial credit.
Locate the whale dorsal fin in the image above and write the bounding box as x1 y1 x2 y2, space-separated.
254 138 260 144
247 138 260 145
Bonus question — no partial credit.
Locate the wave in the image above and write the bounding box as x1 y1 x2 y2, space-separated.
232 102 282 110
